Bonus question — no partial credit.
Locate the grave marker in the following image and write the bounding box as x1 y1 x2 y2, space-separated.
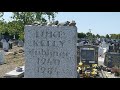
0 50 5 65
24 26 77 78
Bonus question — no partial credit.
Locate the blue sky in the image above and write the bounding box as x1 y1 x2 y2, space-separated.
2 12 120 36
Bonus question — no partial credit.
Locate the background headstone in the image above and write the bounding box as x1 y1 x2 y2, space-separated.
104 52 120 68
1 39 9 52
109 45 114 52
0 42 2 49
24 26 77 78
18 40 24 47
79 45 98 65
8 39 13 49
0 50 5 65
98 46 104 57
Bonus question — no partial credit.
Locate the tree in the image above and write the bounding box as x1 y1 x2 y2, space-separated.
110 34 117 39
11 12 57 25
0 20 8 34
118 34 120 39
92 34 95 38
100 35 105 38
7 21 23 35
10 12 57 40
96 34 100 38
0 12 57 40
106 34 110 39
78 32 86 38
86 32 92 38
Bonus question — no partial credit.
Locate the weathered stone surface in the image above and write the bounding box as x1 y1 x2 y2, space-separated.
24 26 77 78
0 50 5 64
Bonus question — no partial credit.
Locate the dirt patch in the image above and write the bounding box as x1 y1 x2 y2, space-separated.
0 46 25 78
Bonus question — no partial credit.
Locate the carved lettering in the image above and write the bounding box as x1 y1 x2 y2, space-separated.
41 49 49 56
35 51 37 55
32 40 65 47
53 59 60 65
39 58 60 65
52 41 55 46
33 40 38 46
38 66 58 75
52 31 59 38
46 31 52 38
41 31 44 37
48 68 53 74
38 58 40 72
41 58 46 65
40 67 46 73
40 40 45 46
59 41 65 47
40 31 65 38
28 49 69 58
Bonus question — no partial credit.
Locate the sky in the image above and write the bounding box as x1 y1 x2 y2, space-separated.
2 12 120 36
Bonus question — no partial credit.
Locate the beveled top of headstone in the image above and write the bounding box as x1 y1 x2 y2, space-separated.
24 26 77 78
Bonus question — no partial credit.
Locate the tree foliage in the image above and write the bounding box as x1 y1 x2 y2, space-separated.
11 12 57 25
96 34 100 38
106 34 110 39
78 32 86 38
0 20 7 34
77 32 120 40
0 12 57 40
110 34 120 39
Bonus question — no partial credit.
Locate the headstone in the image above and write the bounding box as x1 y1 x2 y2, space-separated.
79 41 84 46
13 35 16 40
114 43 119 53
1 39 9 52
18 40 24 47
24 26 77 78
79 45 98 65
104 52 120 68
0 50 5 64
0 42 2 48
102 41 105 47
109 45 114 52
98 46 104 57
8 39 13 49
13 40 18 46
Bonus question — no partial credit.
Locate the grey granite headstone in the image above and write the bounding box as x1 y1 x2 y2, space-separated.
18 40 24 47
1 39 9 51
24 26 77 78
0 50 5 64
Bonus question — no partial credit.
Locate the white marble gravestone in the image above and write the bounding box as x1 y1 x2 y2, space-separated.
24 26 77 78
0 50 5 64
